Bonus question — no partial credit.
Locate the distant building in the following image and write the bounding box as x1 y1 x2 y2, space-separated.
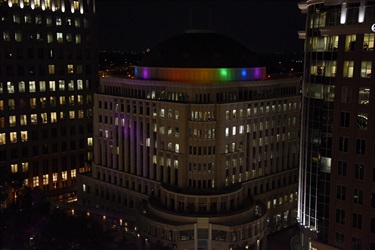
0 0 96 202
79 31 300 250
298 0 375 249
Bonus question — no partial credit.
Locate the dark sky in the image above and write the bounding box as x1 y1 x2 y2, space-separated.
96 0 305 53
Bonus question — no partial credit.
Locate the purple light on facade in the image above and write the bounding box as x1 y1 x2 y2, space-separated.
254 67 261 79
142 68 149 79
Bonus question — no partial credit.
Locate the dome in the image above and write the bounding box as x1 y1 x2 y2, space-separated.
138 30 263 68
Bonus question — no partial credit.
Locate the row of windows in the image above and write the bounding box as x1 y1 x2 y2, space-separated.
309 60 372 78
0 80 89 93
5 12 88 28
1 63 91 77
338 161 375 182
4 0 87 15
336 209 375 233
308 34 375 52
339 137 367 155
340 111 368 130
3 31 88 44
0 109 91 130
335 232 375 250
3 47 92 60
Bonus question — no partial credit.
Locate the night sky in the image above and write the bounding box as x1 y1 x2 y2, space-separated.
96 0 306 53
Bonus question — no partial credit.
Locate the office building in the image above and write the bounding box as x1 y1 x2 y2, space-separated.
297 0 375 249
0 0 96 202
79 31 300 250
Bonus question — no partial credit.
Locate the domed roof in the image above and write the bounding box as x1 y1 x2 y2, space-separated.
138 30 263 68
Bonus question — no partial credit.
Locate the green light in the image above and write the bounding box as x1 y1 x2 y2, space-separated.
220 69 228 78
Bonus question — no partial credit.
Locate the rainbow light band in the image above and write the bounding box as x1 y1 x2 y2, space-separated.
134 66 267 82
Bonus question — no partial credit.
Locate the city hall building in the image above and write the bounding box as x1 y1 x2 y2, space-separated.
79 31 300 250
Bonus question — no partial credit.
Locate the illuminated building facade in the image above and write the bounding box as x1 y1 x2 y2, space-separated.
298 0 375 249
0 0 95 200
79 31 300 250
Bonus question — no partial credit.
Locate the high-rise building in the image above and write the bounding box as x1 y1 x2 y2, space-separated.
0 0 96 202
79 31 300 250
298 1 375 249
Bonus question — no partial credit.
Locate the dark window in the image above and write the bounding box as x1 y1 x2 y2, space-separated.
339 136 348 152
336 208 345 224
353 188 363 204
356 139 366 155
337 185 346 200
338 161 347 176
353 213 362 229
354 164 364 180
340 112 350 127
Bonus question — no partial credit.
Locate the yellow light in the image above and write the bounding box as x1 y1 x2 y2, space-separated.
103 215 106 221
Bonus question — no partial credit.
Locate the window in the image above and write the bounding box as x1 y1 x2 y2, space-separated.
56 32 63 43
59 80 65 91
343 61 354 78
353 213 362 229
49 81 56 92
337 185 346 200
335 232 344 249
56 17 62 26
75 34 81 44
354 164 364 180
48 65 55 74
340 112 350 127
353 188 363 204
360 61 372 78
357 113 368 130
7 82 15 93
345 35 356 51
29 81 36 92
358 88 370 104
15 32 22 42
18 81 25 92
363 33 374 51
352 237 361 250
341 86 352 103
10 132 17 143
336 208 345 224
338 161 347 176
371 218 375 233
339 136 348 152
356 139 365 155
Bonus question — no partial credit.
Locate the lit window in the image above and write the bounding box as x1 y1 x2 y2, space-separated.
363 34 374 51
48 65 55 75
11 164 18 173
69 111 75 119
24 15 31 23
21 131 27 142
18 81 25 92
225 127 229 137
15 32 22 42
343 61 354 78
68 80 74 90
51 112 57 123
33 176 39 187
31 114 37 124
345 35 356 51
232 126 236 136
77 95 83 104
160 109 165 118
59 80 65 91
40 97 46 108
0 133 6 145
8 99 15 109
29 81 36 92
20 115 27 125
360 61 372 78
67 65 74 74
56 32 63 43
73 0 79 10
75 18 80 27
41 113 47 123
69 95 74 105
75 34 81 44
9 116 16 127
3 31 10 41
358 88 370 104
87 137 93 146
56 17 62 26
10 132 17 143
0 82 3 93
7 82 15 93
34 0 40 8
22 163 28 172
59 96 65 105
175 144 179 153
66 33 72 43
77 80 83 90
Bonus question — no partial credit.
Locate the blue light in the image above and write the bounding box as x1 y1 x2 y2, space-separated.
241 70 247 77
